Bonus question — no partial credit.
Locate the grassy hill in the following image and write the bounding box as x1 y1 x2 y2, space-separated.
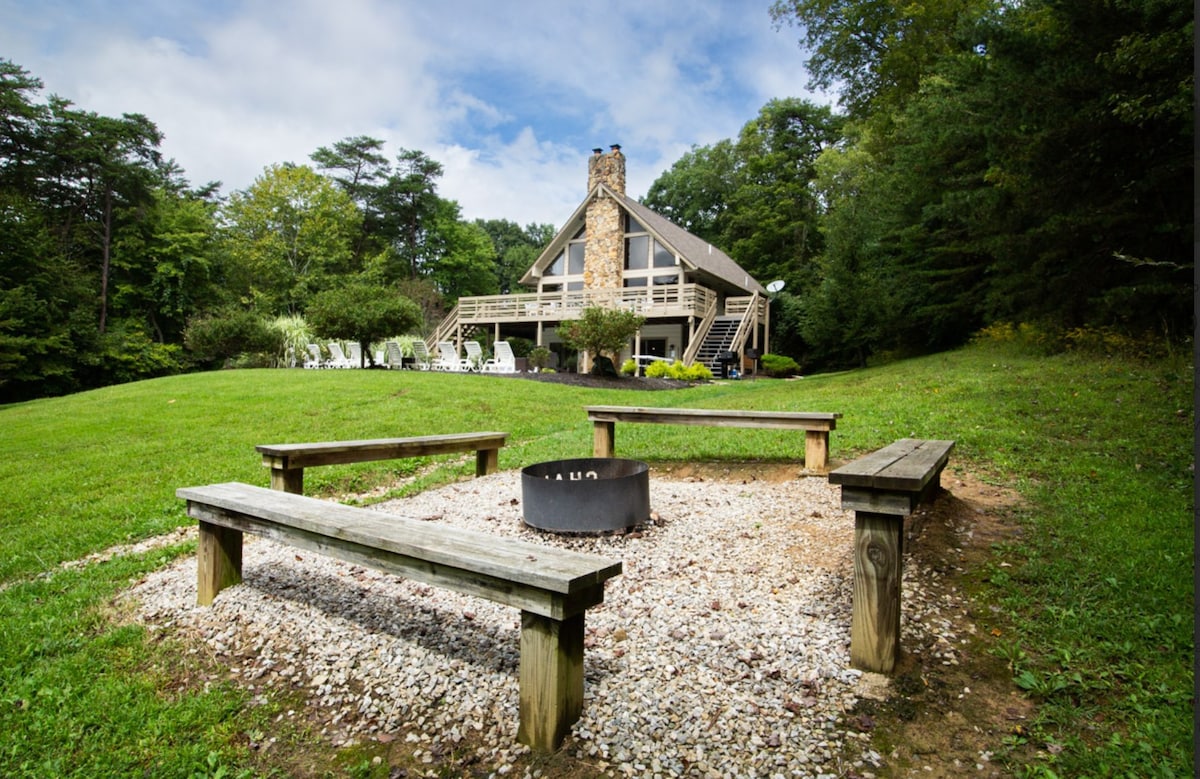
0 342 1192 777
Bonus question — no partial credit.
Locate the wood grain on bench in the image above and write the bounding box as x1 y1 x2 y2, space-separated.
178 481 619 751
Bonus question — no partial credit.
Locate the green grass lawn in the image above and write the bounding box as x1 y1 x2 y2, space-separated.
0 343 1192 778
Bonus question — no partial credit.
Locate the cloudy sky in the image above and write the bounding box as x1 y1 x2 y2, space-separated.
1 0 825 227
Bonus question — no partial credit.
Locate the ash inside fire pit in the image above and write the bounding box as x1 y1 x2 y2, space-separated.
521 457 650 534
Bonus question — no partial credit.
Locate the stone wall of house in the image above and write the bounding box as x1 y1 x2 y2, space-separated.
585 146 625 290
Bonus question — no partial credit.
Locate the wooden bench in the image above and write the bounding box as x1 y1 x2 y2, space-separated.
256 432 509 494
828 438 956 673
177 481 622 752
584 406 842 471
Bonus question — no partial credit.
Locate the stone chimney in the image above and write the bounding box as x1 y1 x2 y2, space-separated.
584 145 625 290
587 144 625 195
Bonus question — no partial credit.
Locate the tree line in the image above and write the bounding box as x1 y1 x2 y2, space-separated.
645 0 1192 370
0 59 553 402
2 0 1191 399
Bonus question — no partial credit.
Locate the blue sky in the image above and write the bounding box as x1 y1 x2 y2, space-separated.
1 0 826 227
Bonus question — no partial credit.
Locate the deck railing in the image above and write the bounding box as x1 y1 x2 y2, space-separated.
454 284 717 324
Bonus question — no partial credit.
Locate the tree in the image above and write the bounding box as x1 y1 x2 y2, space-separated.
41 104 165 333
770 0 987 117
311 136 390 265
641 141 737 246
724 98 842 288
220 164 362 315
475 219 554 294
372 149 445 281
556 307 645 375
305 282 422 367
428 208 499 302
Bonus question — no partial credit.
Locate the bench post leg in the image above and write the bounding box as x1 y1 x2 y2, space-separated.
476 447 499 477
850 511 904 673
805 430 830 471
269 466 304 495
592 421 615 458
518 610 585 751
197 521 243 606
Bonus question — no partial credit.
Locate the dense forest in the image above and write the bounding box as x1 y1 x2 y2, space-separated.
647 0 1192 368
0 0 1192 402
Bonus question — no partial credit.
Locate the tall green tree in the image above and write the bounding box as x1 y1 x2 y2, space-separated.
428 206 499 302
641 140 737 246
475 219 554 293
311 136 390 264
724 98 842 288
770 0 987 117
372 149 445 281
220 164 362 315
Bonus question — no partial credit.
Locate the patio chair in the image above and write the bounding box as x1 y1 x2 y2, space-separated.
304 343 325 369
411 340 433 370
483 341 518 373
433 341 470 372
327 343 354 369
348 342 364 368
385 340 405 369
463 341 485 372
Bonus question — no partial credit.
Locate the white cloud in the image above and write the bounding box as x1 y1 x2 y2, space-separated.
0 0 825 226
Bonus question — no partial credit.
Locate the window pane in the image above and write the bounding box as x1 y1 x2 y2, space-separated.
566 281 584 291
568 242 585 274
653 240 674 268
623 277 648 287
542 283 562 292
625 235 648 270
572 225 586 240
546 251 564 276
653 274 679 286
626 215 647 234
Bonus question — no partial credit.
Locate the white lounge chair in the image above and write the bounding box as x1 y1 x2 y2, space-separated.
483 341 518 373
327 343 354 369
463 341 485 372
348 342 363 368
433 341 470 372
304 343 325 369
411 340 433 370
385 341 405 369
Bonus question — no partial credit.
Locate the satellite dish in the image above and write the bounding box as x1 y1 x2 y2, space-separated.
766 280 786 293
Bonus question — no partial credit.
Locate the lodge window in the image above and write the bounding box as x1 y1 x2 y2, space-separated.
624 217 679 287
541 226 586 291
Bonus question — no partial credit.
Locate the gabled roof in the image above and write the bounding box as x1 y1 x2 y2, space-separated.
521 183 765 295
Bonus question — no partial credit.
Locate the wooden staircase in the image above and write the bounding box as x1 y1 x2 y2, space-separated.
693 316 742 373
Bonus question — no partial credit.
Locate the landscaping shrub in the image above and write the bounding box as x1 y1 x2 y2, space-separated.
644 360 713 381
760 353 801 377
528 346 552 371
183 308 281 368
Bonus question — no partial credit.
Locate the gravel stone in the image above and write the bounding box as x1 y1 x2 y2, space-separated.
124 471 962 777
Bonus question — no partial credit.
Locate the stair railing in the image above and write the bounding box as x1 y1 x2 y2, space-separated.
681 297 719 366
429 302 461 350
727 292 761 357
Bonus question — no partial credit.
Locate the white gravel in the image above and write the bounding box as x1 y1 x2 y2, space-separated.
123 471 960 778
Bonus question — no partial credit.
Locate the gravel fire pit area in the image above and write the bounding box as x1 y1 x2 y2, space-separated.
127 470 964 778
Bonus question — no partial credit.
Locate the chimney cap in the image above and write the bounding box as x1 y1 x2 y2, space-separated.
610 143 622 152
592 147 603 155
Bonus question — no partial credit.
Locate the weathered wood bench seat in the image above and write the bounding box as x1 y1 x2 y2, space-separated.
177 481 621 752
584 405 842 471
828 438 956 673
256 431 509 494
